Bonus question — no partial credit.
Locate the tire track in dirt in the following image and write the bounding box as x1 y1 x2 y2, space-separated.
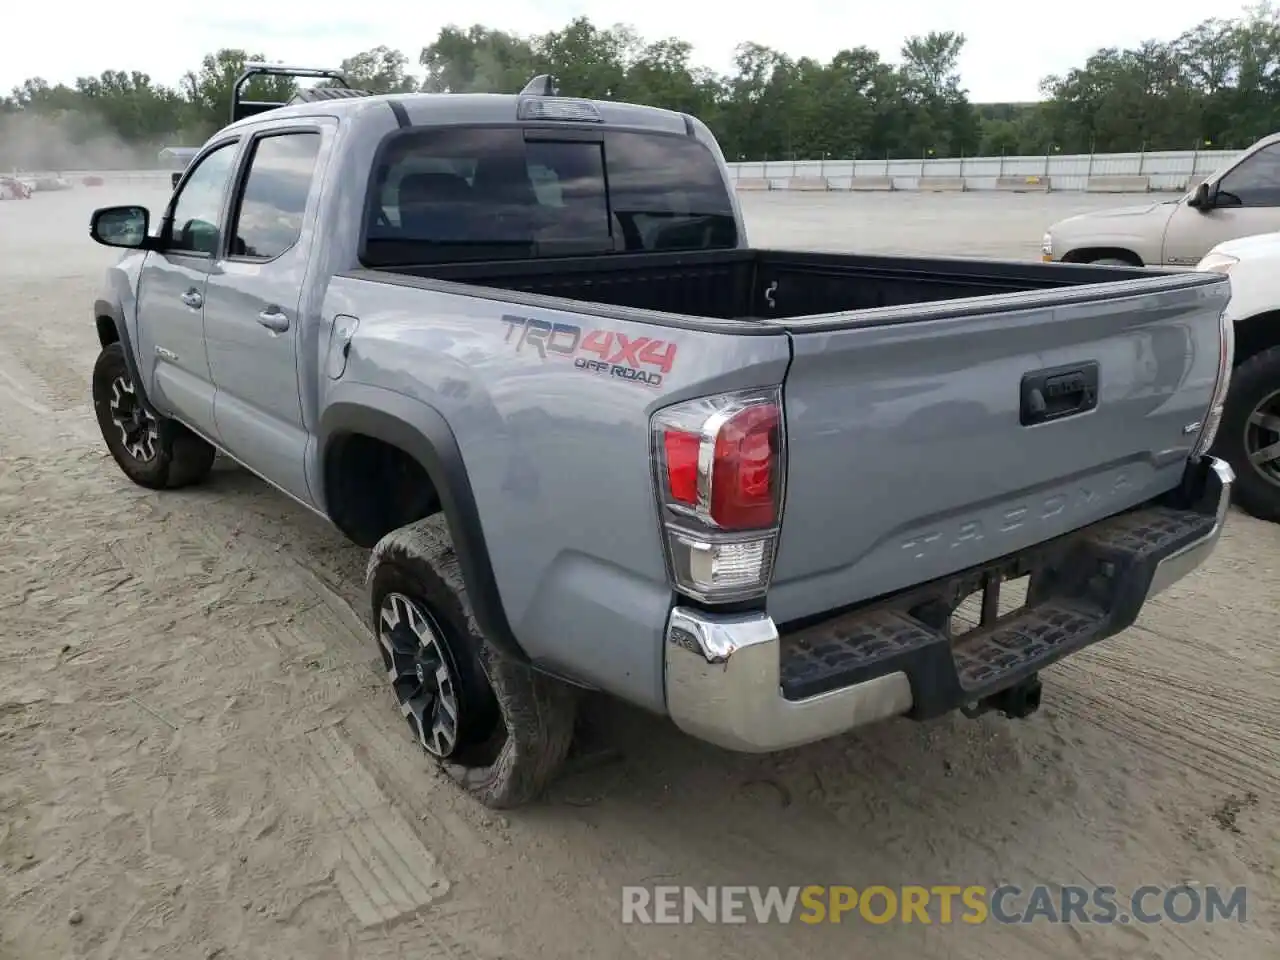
1048 514 1280 800
0 364 485 956
270 725 452 929
0 298 96 416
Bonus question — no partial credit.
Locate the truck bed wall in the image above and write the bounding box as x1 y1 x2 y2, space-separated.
375 249 1150 322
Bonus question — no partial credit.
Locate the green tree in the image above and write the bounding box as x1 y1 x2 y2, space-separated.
419 25 538 93
341 46 419 94
181 49 297 133
75 70 188 142
9 11 1280 166
895 32 979 157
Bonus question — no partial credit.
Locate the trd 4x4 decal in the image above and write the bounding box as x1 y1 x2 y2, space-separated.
501 314 678 388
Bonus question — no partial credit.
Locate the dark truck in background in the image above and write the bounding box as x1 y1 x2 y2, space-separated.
87 70 1236 808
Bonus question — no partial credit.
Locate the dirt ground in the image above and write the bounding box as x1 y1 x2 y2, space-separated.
0 186 1276 960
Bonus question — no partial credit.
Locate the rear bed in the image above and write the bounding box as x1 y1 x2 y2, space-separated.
367 251 1231 621
367 247 1159 322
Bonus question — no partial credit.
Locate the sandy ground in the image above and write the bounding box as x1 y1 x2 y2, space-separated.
0 186 1276 960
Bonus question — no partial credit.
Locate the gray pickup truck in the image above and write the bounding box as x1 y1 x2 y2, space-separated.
88 72 1236 808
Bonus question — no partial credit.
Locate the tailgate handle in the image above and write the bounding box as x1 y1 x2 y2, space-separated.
1020 362 1099 426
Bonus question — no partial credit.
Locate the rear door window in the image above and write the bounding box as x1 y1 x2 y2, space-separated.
363 125 736 265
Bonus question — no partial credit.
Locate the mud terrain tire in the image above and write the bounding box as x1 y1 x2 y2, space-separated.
91 343 216 490
367 515 578 808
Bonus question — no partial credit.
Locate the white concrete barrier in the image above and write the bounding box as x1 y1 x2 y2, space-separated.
849 177 894 191
918 177 966 192
1086 175 1150 193
735 178 772 191
783 176 831 191
995 175 1050 192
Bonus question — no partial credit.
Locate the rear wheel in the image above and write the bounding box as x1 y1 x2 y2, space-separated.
1086 256 1138 266
1213 346 1280 523
367 515 578 808
91 343 216 490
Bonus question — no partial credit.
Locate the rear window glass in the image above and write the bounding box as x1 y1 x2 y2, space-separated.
363 126 737 265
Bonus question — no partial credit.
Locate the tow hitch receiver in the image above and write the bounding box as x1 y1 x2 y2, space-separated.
963 673 1043 720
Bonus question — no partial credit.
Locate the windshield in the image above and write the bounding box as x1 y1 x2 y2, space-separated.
362 126 738 265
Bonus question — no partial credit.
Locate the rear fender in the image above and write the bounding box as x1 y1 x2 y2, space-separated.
318 384 529 662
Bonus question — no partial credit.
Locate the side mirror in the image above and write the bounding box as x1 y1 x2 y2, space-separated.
89 205 151 249
171 171 183 189
179 219 220 255
1188 181 1213 211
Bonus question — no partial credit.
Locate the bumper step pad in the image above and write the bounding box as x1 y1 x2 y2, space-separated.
777 504 1217 718
952 600 1100 690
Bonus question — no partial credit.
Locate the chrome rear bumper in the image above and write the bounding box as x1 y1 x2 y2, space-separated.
663 456 1233 753
1145 457 1233 598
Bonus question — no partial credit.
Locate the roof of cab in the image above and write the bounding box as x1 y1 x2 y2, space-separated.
221 91 691 137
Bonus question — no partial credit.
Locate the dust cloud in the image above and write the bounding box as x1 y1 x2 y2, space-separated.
0 111 164 174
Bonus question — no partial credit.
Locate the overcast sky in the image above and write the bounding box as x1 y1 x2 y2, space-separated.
0 0 1238 103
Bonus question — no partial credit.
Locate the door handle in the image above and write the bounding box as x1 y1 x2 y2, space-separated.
181 289 203 309
1020 362 1100 426
257 308 290 333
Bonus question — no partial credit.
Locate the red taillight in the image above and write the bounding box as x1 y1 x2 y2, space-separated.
658 397 782 531
651 388 786 603
663 429 701 506
710 403 779 529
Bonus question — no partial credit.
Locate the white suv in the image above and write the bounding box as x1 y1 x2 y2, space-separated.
1196 233 1280 522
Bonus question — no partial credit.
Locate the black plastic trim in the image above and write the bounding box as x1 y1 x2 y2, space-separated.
1019 360 1100 426
341 262 783 336
319 389 528 662
387 99 410 129
341 244 1229 338
93 298 162 417
522 127 603 143
763 249 1230 333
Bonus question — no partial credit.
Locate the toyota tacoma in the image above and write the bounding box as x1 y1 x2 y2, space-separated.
87 68 1236 808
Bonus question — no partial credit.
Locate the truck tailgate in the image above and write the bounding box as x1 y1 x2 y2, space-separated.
768 273 1231 626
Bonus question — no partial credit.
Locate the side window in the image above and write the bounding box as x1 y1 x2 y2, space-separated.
1218 144 1280 207
168 142 239 255
228 132 322 259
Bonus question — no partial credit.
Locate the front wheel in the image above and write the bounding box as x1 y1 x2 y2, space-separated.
91 343 216 490
367 515 578 808
1213 346 1280 523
